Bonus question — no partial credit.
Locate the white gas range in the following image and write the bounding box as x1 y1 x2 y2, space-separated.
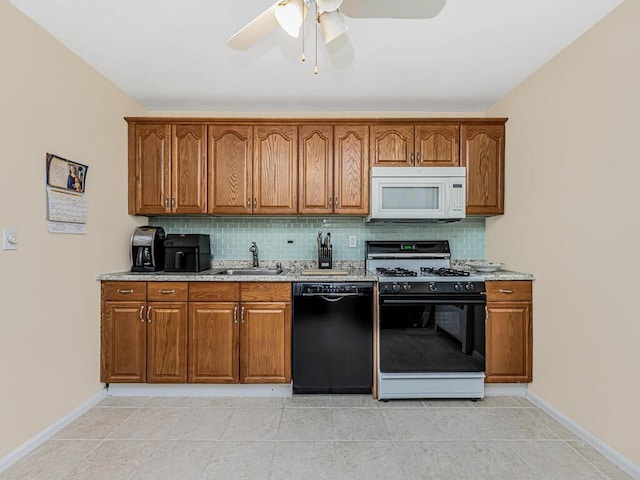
366 241 487 400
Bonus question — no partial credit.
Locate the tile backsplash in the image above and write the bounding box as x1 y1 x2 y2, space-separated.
153 216 485 261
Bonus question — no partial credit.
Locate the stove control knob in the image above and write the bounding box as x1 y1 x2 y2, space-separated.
392 283 401 293
428 283 437 292
455 282 463 291
465 283 474 291
403 283 412 292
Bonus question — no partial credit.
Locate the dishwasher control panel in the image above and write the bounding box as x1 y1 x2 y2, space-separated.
293 282 373 296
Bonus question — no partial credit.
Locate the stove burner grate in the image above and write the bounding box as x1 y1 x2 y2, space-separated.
376 267 418 277
420 267 470 277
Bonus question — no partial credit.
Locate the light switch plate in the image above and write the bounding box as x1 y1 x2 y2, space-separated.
349 235 357 248
3 227 17 250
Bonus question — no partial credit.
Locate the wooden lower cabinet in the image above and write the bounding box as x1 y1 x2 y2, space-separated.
102 301 147 383
146 302 188 383
485 281 533 383
188 302 239 383
240 302 291 383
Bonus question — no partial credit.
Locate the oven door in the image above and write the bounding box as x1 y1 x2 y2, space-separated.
378 294 486 374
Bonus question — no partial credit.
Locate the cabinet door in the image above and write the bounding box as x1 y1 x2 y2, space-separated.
102 301 147 383
172 124 207 214
461 124 505 215
189 302 239 383
147 302 188 383
298 125 333 214
131 123 171 215
239 302 291 383
208 125 253 214
334 125 369 214
370 124 414 166
253 125 298 214
486 302 532 382
415 124 460 167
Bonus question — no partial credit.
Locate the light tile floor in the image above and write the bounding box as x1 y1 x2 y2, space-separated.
1 395 633 480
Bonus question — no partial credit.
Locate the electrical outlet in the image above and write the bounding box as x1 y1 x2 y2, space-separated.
3 227 18 250
348 235 357 248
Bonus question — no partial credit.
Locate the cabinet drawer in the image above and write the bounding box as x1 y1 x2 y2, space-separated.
241 282 292 301
189 282 240 301
103 282 146 301
486 281 532 302
147 282 188 301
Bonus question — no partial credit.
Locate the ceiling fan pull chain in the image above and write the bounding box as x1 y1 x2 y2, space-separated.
314 1 319 74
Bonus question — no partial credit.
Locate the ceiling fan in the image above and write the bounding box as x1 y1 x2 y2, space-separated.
226 0 447 54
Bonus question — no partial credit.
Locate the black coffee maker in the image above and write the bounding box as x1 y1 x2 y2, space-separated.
131 226 166 272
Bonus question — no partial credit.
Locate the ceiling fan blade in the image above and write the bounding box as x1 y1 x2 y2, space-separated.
341 0 446 19
226 2 280 50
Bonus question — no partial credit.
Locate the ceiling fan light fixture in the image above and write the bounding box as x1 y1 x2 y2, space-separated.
318 9 348 44
315 0 343 13
275 0 306 38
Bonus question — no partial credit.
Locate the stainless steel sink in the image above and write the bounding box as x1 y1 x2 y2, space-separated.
211 268 285 276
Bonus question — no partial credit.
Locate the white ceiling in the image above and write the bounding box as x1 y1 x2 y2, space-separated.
10 0 623 112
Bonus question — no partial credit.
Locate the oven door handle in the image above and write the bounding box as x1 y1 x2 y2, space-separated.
301 292 362 299
380 298 486 305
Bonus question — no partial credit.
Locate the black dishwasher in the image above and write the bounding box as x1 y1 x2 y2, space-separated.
292 282 374 394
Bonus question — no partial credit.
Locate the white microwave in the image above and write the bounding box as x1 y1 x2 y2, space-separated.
367 167 466 222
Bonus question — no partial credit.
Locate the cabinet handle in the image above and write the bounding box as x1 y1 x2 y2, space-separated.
146 306 151 323
335 196 338 208
159 289 176 295
116 289 134 294
139 305 145 322
416 151 421 162
233 306 238 324
171 197 175 210
499 289 516 294
253 198 257 209
241 306 245 324
329 197 333 209
246 197 251 211
411 152 415 162
164 196 169 208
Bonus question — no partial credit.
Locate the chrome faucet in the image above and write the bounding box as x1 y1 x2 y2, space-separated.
249 242 259 268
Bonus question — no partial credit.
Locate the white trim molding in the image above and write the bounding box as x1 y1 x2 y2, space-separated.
484 383 528 396
0 387 107 473
106 383 293 397
526 391 640 479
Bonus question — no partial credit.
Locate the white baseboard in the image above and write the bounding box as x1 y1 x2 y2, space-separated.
107 383 293 397
526 391 640 479
0 387 107 473
485 383 528 396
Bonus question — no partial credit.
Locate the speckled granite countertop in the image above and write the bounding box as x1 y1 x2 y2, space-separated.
96 260 377 282
97 260 533 282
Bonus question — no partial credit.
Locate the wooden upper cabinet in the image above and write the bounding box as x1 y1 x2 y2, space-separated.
253 125 298 214
415 124 460 167
370 125 414 166
208 125 253 214
130 123 171 215
334 125 369 214
298 125 333 214
172 124 207 214
461 123 505 215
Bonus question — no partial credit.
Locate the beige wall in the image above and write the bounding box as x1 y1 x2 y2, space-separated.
0 0 146 457
486 0 639 466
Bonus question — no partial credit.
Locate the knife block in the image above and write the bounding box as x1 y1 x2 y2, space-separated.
318 245 333 269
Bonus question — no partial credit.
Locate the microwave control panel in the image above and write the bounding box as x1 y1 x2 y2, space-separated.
451 183 465 212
